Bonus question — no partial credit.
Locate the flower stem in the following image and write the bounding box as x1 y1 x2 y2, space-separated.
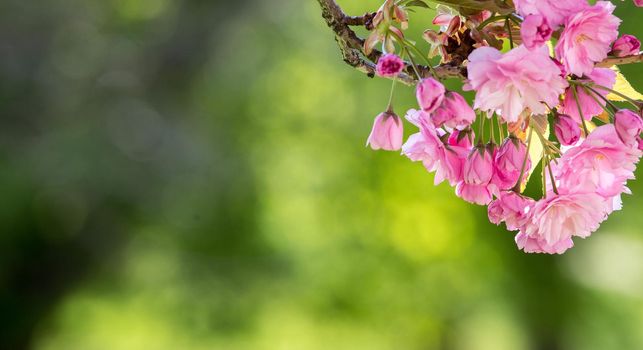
478 113 486 144
496 114 506 141
476 15 505 30
584 85 620 114
512 126 533 192
571 86 590 136
489 113 496 144
505 19 514 49
581 86 615 120
592 84 642 109
403 47 423 81
546 154 559 195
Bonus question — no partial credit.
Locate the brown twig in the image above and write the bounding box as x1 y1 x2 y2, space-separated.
596 53 643 68
317 0 465 85
317 0 641 85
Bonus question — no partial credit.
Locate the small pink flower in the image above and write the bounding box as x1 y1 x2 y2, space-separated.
554 114 581 146
614 109 643 146
416 78 446 113
431 91 476 130
636 0 643 7
515 232 574 254
513 0 588 28
376 54 405 77
464 146 494 185
456 182 492 205
492 137 530 191
366 111 404 151
555 1 621 77
612 35 641 58
466 45 567 123
402 115 469 186
561 67 616 122
521 192 609 254
557 124 642 198
521 15 553 50
488 191 535 231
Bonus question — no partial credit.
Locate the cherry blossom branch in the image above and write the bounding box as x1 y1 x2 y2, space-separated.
596 53 643 68
316 0 465 85
317 0 642 86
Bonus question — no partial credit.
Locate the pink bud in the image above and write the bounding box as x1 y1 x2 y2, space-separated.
464 146 494 185
554 114 581 146
614 109 643 146
612 34 641 57
521 15 553 51
376 53 405 77
636 0 643 7
432 91 476 130
447 129 475 149
416 78 445 114
366 111 404 151
493 138 530 191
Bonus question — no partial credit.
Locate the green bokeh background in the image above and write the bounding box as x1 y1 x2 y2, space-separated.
0 1 642 349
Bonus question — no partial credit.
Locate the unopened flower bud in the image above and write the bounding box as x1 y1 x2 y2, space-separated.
554 114 581 146
432 91 476 130
614 109 643 146
366 111 404 151
612 34 641 57
376 53 404 77
493 137 530 191
416 78 445 114
464 146 494 185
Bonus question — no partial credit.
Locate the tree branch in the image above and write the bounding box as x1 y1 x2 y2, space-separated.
596 53 643 68
317 0 465 85
317 0 641 86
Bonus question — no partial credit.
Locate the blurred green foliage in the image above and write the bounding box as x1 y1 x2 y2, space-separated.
0 0 642 349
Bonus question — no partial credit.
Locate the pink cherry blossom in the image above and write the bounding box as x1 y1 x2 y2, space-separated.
376 54 405 77
520 15 553 50
515 232 574 254
555 1 621 77
466 45 567 123
456 182 492 205
402 115 469 186
612 35 641 58
464 146 494 185
366 111 403 151
557 124 642 198
488 191 535 231
513 0 588 28
614 109 643 146
492 138 530 191
520 192 610 254
432 91 476 130
561 67 615 122
554 114 581 146
416 78 445 114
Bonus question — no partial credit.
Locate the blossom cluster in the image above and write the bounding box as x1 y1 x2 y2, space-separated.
366 0 642 254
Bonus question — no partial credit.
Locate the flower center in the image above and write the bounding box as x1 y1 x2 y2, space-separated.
575 34 590 44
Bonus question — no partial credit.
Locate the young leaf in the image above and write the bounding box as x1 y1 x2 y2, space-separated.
607 67 643 102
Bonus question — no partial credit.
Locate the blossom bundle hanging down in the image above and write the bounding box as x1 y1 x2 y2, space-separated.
320 0 643 254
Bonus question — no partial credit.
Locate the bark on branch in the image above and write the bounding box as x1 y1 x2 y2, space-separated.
317 0 465 85
317 0 643 86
